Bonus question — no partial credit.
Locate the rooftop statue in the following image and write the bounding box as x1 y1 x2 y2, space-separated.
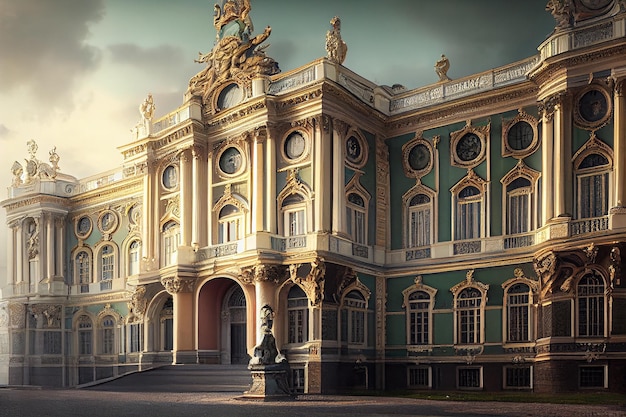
325 16 348 64
546 0 573 29
186 0 279 102
11 140 60 186
435 54 451 82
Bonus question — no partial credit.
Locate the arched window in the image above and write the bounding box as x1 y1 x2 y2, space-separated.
506 178 532 235
455 287 483 345
455 186 483 240
505 283 531 342
75 251 91 293
77 315 93 355
99 244 115 290
576 153 610 219
408 194 432 247
282 194 306 236
218 204 241 244
577 272 606 337
407 291 431 345
346 192 367 244
100 315 116 355
162 221 180 266
287 285 309 344
128 240 141 276
343 290 367 345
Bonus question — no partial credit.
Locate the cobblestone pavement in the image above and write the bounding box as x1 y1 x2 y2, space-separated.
1 365 625 417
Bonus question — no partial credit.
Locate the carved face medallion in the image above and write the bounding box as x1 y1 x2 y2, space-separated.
219 147 243 175
456 133 482 162
578 89 609 123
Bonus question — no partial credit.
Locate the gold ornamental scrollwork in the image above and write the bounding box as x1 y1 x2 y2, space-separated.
289 257 326 306
161 276 195 295
240 263 288 285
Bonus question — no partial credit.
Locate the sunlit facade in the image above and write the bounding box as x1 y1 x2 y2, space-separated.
2 0 626 393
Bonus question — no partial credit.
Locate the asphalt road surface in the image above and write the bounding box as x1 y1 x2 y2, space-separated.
1 365 625 417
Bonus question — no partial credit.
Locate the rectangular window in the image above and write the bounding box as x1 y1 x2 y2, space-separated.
129 323 143 353
102 328 114 354
288 302 308 344
507 293 529 342
458 367 482 389
79 330 92 355
456 201 481 240
350 310 365 344
504 366 532 389
287 209 305 236
579 366 606 388
291 368 306 394
409 306 429 345
162 318 174 351
579 173 608 219
507 192 530 234
408 366 431 388
409 206 431 247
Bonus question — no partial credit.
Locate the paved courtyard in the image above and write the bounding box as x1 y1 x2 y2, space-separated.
1 365 625 417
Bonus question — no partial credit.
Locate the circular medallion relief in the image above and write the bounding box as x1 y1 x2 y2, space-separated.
162 165 178 190
219 146 243 175
507 121 534 151
99 211 118 234
577 88 609 125
408 143 431 171
456 133 482 162
284 131 306 160
76 216 92 238
346 135 361 161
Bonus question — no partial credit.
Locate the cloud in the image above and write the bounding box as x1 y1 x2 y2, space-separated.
108 43 186 76
0 124 11 139
0 0 106 113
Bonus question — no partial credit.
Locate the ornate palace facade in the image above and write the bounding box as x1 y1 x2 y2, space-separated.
2 0 626 393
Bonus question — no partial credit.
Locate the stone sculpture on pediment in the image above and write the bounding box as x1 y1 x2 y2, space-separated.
186 0 279 103
326 16 348 65
435 54 451 82
11 140 60 186
546 0 574 29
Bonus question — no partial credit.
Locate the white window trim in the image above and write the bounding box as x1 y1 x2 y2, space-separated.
575 270 608 338
451 271 489 347
402 276 437 348
501 270 538 346
450 170 488 241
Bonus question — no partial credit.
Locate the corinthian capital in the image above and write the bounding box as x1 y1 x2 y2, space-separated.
161 275 195 294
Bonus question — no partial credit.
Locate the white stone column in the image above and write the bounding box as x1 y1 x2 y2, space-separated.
252 129 266 233
15 222 23 284
191 146 206 248
540 98 555 226
611 79 626 228
332 119 348 235
142 164 155 267
180 149 193 247
55 216 65 279
7 222 16 285
46 213 54 281
314 116 332 233
553 93 572 218
207 151 214 244
266 127 277 234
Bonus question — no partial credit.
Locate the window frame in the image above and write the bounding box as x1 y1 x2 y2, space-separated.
572 133 613 221
576 271 607 338
287 285 309 345
402 277 437 348
161 221 180 267
451 171 487 242
451 273 489 347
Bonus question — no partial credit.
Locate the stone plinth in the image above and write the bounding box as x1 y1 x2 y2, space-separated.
243 363 292 400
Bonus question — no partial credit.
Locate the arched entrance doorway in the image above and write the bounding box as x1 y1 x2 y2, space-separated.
223 285 248 364
197 278 250 364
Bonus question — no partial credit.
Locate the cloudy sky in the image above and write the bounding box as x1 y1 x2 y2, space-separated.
0 0 556 273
